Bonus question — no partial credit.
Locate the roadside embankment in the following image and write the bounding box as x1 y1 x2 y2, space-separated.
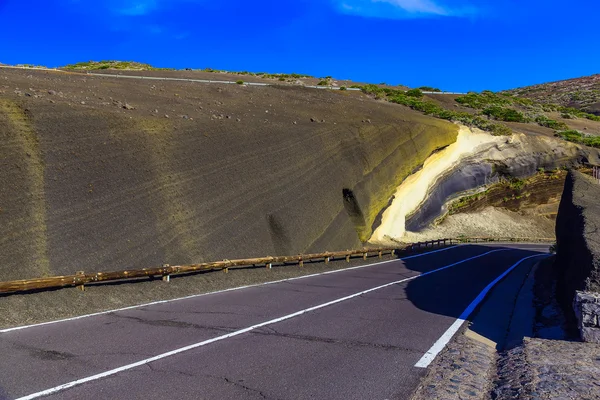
0 67 458 280
555 170 600 341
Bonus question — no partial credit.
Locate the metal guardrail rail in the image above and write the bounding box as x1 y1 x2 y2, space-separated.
0 237 553 295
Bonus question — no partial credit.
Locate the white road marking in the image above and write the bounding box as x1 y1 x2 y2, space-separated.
414 253 549 368
15 248 511 400
0 245 467 334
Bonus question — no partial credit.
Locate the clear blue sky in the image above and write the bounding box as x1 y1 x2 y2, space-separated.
1 0 598 92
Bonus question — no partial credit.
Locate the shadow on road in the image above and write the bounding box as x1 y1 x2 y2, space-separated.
396 244 550 350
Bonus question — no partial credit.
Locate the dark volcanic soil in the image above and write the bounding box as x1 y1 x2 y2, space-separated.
0 67 457 281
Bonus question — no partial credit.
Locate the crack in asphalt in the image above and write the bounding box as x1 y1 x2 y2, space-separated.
107 313 235 333
136 308 251 317
5 341 77 361
206 374 281 400
145 363 282 400
252 328 422 353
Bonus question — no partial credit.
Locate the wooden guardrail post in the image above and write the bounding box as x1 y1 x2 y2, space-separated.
299 256 303 267
363 252 367 260
162 264 170 282
346 254 351 263
378 251 383 259
76 271 85 291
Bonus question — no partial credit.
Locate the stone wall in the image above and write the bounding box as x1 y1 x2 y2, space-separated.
573 291 600 343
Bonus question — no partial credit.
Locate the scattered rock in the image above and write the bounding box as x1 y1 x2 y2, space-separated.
25 92 32 97
293 121 297 125
182 115 189 119
122 103 134 110
80 101 85 105
164 114 169 119
48 90 57 95
236 118 241 122
153 109 158 113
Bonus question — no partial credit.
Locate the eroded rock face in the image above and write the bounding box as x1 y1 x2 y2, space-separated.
371 127 599 244
556 171 600 307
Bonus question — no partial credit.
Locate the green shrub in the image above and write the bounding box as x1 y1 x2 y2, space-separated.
278 77 286 81
236 80 244 85
555 130 600 148
406 88 424 98
456 91 512 109
339 86 347 91
317 80 329 86
419 86 442 92
535 116 569 130
482 106 528 122
357 85 513 136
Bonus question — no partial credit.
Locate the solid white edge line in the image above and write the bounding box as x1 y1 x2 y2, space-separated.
0 245 467 334
15 249 510 400
414 253 549 368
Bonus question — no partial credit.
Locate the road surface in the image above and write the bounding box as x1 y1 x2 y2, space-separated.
0 243 548 400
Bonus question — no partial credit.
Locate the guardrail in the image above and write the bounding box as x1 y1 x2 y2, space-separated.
0 237 553 295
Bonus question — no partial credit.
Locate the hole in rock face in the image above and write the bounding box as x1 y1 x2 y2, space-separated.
342 188 367 234
267 214 291 256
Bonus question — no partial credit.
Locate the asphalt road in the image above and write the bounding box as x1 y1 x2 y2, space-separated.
0 243 548 400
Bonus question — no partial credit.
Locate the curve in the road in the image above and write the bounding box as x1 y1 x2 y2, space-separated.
0 244 549 400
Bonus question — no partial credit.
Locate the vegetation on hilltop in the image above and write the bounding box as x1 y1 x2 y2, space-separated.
504 74 600 116
356 85 512 136
62 60 168 71
555 130 600 148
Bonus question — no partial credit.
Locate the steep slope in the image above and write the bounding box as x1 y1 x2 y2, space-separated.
506 74 600 115
0 67 457 280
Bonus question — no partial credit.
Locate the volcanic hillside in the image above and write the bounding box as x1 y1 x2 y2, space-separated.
0 66 456 281
2 64 600 282
505 73 600 116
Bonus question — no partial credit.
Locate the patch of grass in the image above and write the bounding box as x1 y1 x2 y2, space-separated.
555 130 600 148
535 115 569 130
507 178 525 191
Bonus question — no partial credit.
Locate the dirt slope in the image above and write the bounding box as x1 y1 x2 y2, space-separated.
0 67 457 280
506 74 600 115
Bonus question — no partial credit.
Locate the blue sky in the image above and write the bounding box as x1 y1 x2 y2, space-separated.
0 0 598 91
